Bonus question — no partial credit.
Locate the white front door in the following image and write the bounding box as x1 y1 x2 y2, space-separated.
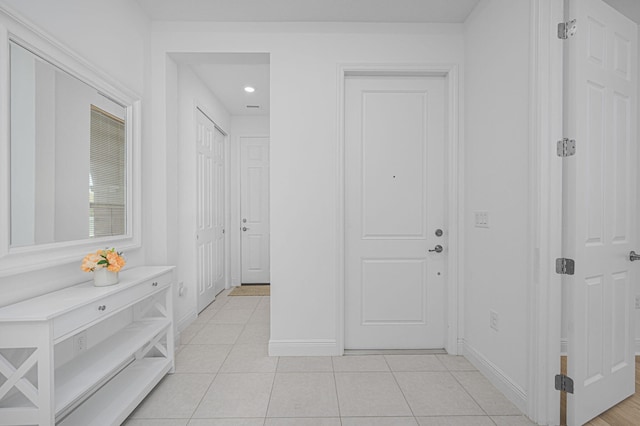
196 109 226 312
240 136 270 284
564 0 637 423
344 75 446 349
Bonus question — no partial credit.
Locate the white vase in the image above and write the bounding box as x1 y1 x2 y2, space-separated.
93 268 119 287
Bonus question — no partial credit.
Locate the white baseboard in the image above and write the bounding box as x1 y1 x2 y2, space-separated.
462 340 527 415
176 309 197 347
177 309 197 332
269 339 340 356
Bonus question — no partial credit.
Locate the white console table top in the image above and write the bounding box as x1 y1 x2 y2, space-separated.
0 266 174 321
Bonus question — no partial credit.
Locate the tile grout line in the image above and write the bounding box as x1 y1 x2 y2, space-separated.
330 355 345 426
185 290 234 423
448 369 497 424
263 340 279 424
383 354 420 424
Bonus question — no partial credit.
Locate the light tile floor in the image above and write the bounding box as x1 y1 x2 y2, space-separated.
125 289 535 426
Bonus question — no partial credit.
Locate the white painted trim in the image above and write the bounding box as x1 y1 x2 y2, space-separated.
269 339 339 356
176 309 197 347
177 309 198 333
463 340 528 415
528 0 564 425
336 63 462 355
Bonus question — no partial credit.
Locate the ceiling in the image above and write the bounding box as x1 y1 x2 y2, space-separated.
160 1 480 117
172 53 270 116
160 1 640 117
135 0 480 23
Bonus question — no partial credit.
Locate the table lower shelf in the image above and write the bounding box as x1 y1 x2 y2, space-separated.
55 318 170 415
58 357 172 426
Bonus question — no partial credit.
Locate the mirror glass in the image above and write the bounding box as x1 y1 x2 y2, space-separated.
10 41 127 248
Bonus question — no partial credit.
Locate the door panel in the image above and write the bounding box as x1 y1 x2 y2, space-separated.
240 137 270 284
564 0 637 423
361 259 427 324
345 75 446 349
196 110 225 312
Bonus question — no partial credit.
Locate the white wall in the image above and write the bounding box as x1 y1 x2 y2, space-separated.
0 1 150 307
463 0 531 410
229 115 270 287
149 22 464 353
175 63 231 329
0 0 148 94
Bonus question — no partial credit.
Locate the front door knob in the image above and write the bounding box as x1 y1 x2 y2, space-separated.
428 245 443 253
242 227 249 232
630 250 640 261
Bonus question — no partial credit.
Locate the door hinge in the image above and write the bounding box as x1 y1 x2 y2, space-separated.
557 138 576 157
558 19 577 39
556 258 575 275
555 374 574 393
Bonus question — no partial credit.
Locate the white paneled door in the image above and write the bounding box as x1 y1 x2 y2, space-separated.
345 75 446 349
196 109 226 313
240 137 270 284
564 0 637 424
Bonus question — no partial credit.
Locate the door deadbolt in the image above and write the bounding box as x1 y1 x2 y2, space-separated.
435 229 443 237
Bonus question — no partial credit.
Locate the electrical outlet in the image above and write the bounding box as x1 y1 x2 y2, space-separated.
74 330 87 355
490 310 499 331
635 295 640 309
475 211 489 228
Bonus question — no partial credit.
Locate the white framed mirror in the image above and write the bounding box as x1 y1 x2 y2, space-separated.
0 18 141 276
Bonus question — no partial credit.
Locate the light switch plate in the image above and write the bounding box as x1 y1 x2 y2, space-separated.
475 211 489 228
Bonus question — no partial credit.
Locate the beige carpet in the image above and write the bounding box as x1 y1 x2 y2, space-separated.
229 285 270 296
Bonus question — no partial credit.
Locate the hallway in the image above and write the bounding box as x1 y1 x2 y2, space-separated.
125 290 534 425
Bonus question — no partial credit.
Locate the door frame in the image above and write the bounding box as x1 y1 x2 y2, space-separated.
336 63 462 355
528 0 566 424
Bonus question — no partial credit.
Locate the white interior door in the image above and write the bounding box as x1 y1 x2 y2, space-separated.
196 109 226 312
240 136 270 284
564 0 637 423
345 75 446 349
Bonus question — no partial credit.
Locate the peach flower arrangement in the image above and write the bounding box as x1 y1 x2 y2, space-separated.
81 248 126 273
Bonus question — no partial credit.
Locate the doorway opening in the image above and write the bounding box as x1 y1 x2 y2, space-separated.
171 52 270 320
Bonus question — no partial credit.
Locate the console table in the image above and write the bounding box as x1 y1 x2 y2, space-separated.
0 266 175 425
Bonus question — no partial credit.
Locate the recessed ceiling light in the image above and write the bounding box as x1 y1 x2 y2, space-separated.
244 86 255 93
